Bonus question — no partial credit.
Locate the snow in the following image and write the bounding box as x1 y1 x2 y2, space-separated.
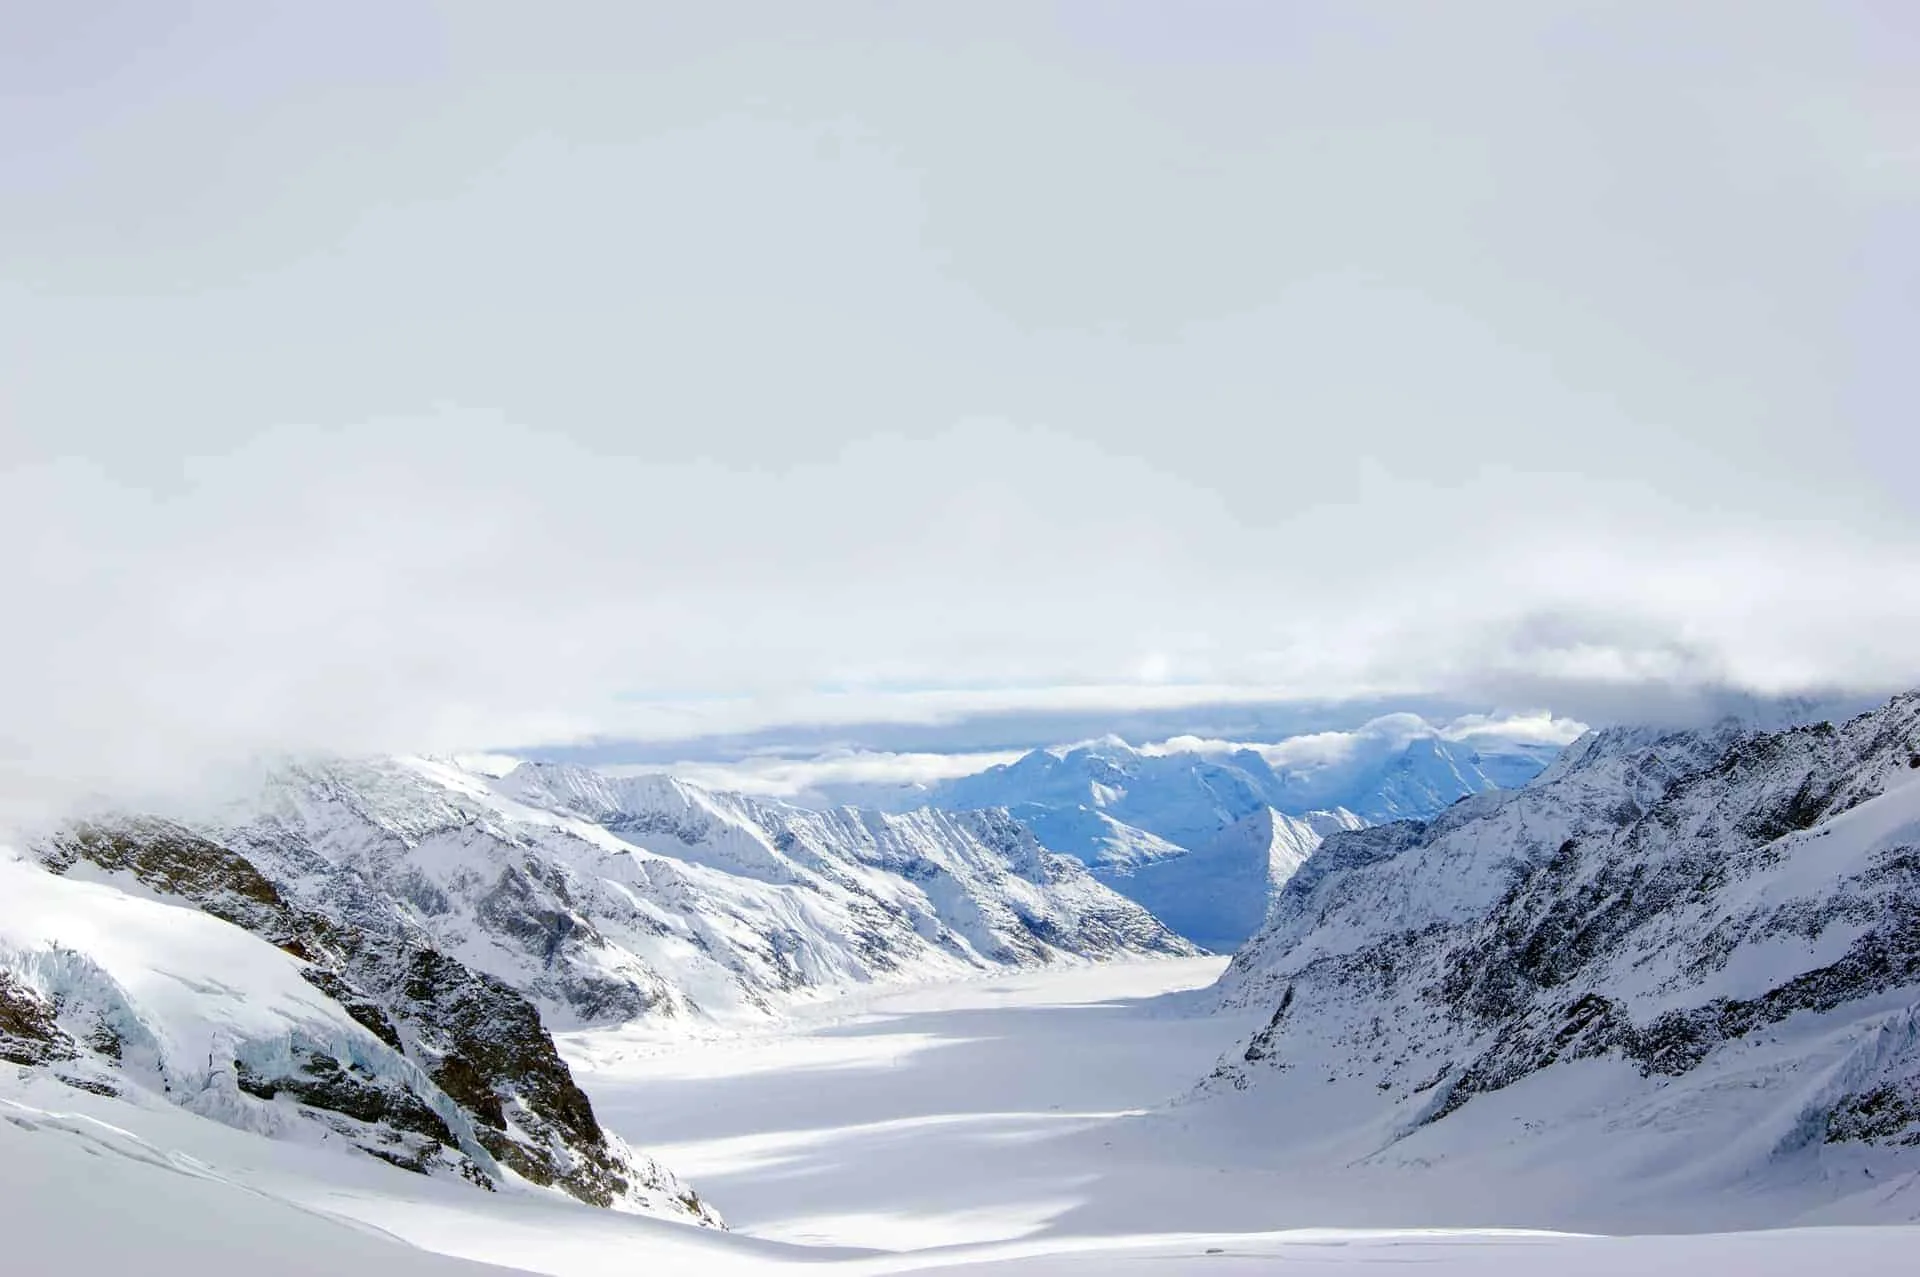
5 957 1916 1274
224 756 1188 1031
926 725 1555 848
1198 698 1920 1235
0 851 487 1161
11 704 1920 1273
1097 807 1347 952
0 1092 510 1276
563 958 1246 1249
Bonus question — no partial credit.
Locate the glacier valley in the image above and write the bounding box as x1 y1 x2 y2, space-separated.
5 699 1920 1273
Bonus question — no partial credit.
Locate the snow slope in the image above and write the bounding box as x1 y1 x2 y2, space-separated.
6 955 1916 1274
0 1085 519 1277
1095 807 1364 952
0 843 716 1224
22 815 719 1221
1195 693 1920 1227
0 851 491 1175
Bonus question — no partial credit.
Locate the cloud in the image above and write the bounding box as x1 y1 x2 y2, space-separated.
604 749 1029 801
1 5 1915 813
1138 711 1590 776
1439 710 1594 748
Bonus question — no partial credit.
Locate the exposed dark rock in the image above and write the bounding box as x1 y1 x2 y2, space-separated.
1627 911 1920 1077
1827 1083 1920 1147
235 1050 457 1147
42 820 293 937
0 973 76 1067
300 967 405 1051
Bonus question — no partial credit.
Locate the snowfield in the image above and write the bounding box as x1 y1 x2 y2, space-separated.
7 957 1915 1274
562 957 1255 1250
12 697 1920 1273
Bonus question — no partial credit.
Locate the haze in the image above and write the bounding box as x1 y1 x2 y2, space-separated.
3 2 1915 803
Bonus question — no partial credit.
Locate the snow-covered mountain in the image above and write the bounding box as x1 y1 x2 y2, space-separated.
1 839 718 1224
904 720 1557 950
133 756 1189 1029
0 753 1190 1229
925 723 1560 850
1192 692 1920 1226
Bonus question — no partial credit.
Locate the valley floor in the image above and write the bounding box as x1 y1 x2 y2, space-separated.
564 956 1257 1250
10 957 1918 1274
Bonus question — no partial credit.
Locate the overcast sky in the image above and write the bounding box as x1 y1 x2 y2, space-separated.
3 2 1916 801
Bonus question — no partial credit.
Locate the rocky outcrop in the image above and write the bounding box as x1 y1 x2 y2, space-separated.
0 972 75 1067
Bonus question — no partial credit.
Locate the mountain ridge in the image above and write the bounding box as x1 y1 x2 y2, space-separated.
0 752 1195 1227
1187 692 1920 1227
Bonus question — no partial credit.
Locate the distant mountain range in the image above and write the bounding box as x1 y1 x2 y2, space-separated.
846 720 1570 950
924 726 1562 841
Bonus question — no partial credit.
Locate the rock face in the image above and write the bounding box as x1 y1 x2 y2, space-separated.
19 821 720 1224
0 971 76 1068
1200 693 1920 1220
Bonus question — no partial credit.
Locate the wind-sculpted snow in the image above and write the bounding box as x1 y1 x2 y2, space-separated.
1200 693 1920 1220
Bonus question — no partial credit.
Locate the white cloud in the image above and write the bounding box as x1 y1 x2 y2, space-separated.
1439 711 1590 748
607 750 1028 800
1138 711 1589 775
0 5 1914 814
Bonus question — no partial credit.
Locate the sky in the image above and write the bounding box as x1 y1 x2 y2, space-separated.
2 2 1917 803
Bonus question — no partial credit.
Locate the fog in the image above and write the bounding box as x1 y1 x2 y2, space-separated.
3 3 1914 804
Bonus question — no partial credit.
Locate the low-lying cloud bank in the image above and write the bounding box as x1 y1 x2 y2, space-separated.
5 420 1914 820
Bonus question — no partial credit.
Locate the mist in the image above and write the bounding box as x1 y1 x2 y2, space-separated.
4 2 1914 807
